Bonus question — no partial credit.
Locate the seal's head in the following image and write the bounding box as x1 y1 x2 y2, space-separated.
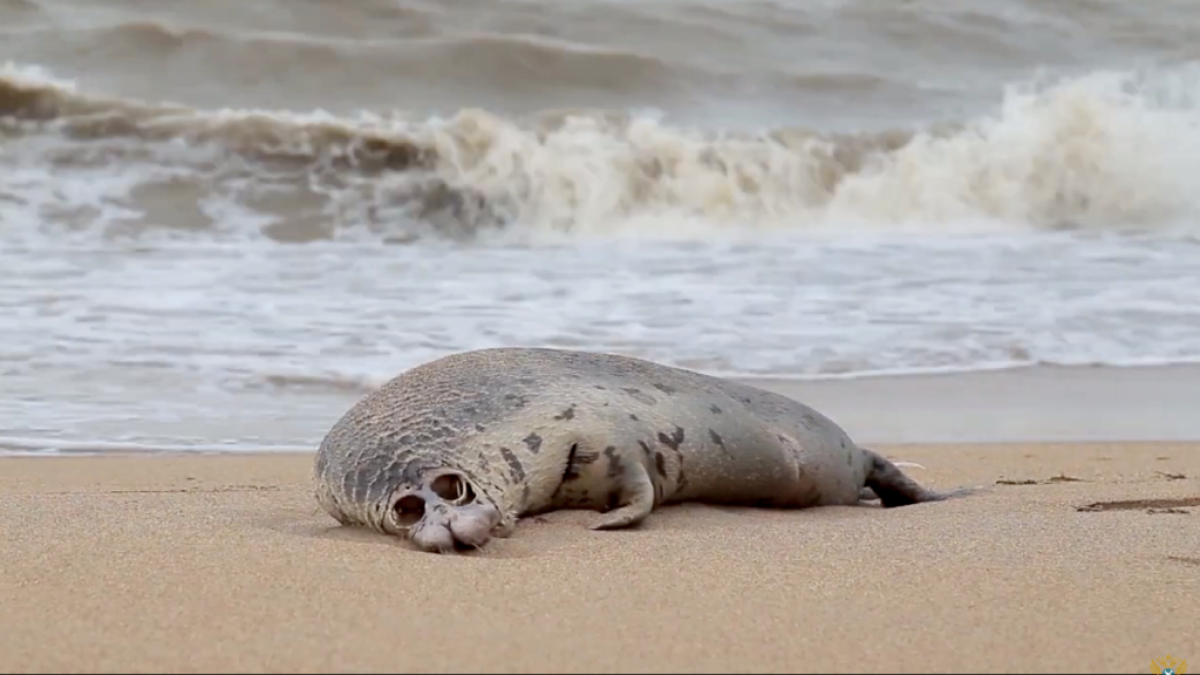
381 467 502 554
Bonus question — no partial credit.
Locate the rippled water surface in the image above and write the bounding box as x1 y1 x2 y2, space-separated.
3 0 1200 452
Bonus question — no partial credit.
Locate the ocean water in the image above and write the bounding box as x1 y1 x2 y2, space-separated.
3 0 1200 454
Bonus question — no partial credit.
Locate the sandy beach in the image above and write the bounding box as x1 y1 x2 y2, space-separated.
3 435 1198 673
4 0 1200 671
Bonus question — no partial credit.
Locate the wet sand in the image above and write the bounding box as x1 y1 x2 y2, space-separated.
3 442 1198 673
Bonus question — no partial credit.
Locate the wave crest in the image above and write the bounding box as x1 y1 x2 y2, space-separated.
3 62 1200 243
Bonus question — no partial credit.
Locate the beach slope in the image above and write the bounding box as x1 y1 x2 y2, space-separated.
2 444 1198 674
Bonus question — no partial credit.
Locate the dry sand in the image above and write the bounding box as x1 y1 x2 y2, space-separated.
2 443 1198 674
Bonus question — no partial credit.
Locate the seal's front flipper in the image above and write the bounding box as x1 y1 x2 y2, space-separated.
861 448 976 508
591 462 655 530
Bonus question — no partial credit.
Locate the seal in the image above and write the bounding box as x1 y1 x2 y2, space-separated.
314 347 975 553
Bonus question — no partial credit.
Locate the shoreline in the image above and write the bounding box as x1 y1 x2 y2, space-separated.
742 362 1200 444
3 363 1196 457
5 365 1196 672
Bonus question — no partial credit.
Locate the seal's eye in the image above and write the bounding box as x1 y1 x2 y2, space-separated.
430 473 475 505
393 494 425 527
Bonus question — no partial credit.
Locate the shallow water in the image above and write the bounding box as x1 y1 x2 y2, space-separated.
3 0 1200 453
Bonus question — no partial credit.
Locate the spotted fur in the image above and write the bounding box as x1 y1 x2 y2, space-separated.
314 347 972 547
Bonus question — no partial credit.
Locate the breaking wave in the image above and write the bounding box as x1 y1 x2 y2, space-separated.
3 61 1200 244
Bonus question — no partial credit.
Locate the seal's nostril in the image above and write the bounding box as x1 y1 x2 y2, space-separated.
431 473 475 504
394 494 425 527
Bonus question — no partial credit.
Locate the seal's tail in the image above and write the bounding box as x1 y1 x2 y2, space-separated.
859 447 983 508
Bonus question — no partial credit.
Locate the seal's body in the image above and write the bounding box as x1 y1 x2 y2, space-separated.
314 347 968 553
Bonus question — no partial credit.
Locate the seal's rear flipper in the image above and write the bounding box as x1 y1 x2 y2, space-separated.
861 448 980 508
590 462 656 531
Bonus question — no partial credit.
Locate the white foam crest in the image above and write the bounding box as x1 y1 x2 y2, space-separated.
0 60 76 91
405 67 1200 238
4 62 1200 243
828 69 1200 232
